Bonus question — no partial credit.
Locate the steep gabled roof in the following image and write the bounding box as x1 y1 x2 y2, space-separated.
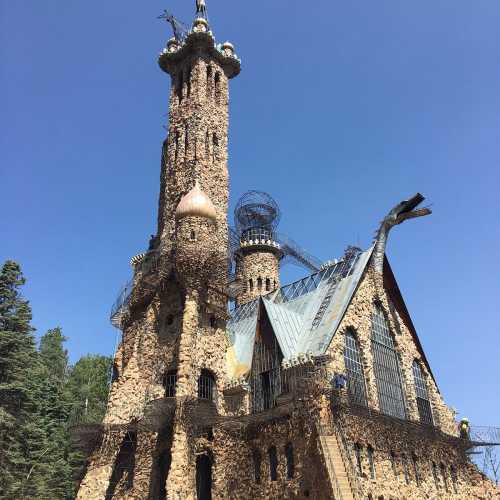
226 247 373 378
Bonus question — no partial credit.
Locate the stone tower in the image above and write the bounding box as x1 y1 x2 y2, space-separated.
233 191 283 304
76 11 240 500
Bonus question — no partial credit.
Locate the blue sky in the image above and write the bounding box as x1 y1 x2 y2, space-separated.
2 1 499 428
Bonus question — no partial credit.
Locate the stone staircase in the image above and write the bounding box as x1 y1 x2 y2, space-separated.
319 433 355 500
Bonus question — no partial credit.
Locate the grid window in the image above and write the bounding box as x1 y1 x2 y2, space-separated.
198 370 216 401
412 361 434 425
344 330 367 406
371 305 406 419
163 370 177 398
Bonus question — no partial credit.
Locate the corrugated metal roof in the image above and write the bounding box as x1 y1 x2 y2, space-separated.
226 247 374 377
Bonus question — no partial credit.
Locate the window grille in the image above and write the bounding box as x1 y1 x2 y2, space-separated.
163 370 177 398
344 330 367 406
268 446 278 481
367 446 375 479
285 443 294 479
412 454 420 485
354 443 363 476
412 361 433 425
401 454 410 484
198 370 216 401
432 461 440 489
371 305 406 419
252 450 261 483
440 463 449 491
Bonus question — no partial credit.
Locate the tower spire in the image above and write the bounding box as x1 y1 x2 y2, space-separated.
196 0 208 20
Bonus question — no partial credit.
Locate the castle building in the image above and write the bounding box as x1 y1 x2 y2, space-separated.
76 5 499 500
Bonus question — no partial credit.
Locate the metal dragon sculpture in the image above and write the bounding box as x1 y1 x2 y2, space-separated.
373 193 432 274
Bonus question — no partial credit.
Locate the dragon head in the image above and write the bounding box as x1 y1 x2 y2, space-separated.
383 193 432 228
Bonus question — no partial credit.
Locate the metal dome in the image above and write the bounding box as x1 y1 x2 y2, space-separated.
234 191 281 234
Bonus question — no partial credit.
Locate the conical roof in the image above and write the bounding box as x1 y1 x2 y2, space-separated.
175 180 217 222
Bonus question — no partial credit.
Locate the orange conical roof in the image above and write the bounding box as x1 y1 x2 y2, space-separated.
175 180 217 222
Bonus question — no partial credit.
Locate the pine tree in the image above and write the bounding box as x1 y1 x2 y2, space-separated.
0 260 39 498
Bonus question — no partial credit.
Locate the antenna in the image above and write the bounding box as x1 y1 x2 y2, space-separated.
158 10 189 43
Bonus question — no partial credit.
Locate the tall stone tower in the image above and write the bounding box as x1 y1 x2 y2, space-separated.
76 9 240 500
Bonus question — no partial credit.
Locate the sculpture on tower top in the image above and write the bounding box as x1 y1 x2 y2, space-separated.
196 0 208 19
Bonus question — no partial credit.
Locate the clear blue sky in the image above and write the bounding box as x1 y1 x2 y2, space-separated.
2 1 499 427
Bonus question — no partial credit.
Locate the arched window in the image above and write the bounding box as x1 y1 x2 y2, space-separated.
412 360 433 425
257 277 262 291
371 305 406 419
249 279 254 292
412 453 420 485
432 461 440 489
206 65 212 94
401 454 410 484
265 278 271 292
367 446 375 479
268 446 278 481
190 229 196 241
106 431 136 498
177 72 183 102
205 129 210 157
198 369 216 401
214 72 221 102
440 463 449 491
186 66 191 97
212 133 218 162
285 443 294 479
344 329 367 406
112 362 119 382
390 451 397 477
252 450 261 483
450 466 458 493
354 443 363 476
184 123 189 155
163 369 177 398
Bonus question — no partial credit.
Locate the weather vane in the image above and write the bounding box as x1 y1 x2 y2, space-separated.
196 0 208 19
158 9 189 42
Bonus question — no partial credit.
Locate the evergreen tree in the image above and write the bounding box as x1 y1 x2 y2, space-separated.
0 260 39 498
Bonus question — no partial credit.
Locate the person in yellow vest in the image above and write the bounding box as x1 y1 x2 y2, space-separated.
459 417 470 439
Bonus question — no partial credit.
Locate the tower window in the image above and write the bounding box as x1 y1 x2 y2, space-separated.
186 66 191 97
252 450 261 483
257 277 262 291
367 446 375 479
440 463 449 491
432 461 440 489
354 443 363 476
163 369 177 398
285 443 294 479
214 72 221 102
198 369 216 401
412 453 420 485
249 279 254 291
184 123 189 155
205 129 210 157
177 72 183 102
412 360 433 425
212 133 218 162
402 454 410 484
344 329 367 406
175 130 179 160
190 229 196 241
265 278 271 291
450 466 458 493
268 446 278 481
206 65 212 93
371 304 406 419
210 316 216 329
390 451 397 477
